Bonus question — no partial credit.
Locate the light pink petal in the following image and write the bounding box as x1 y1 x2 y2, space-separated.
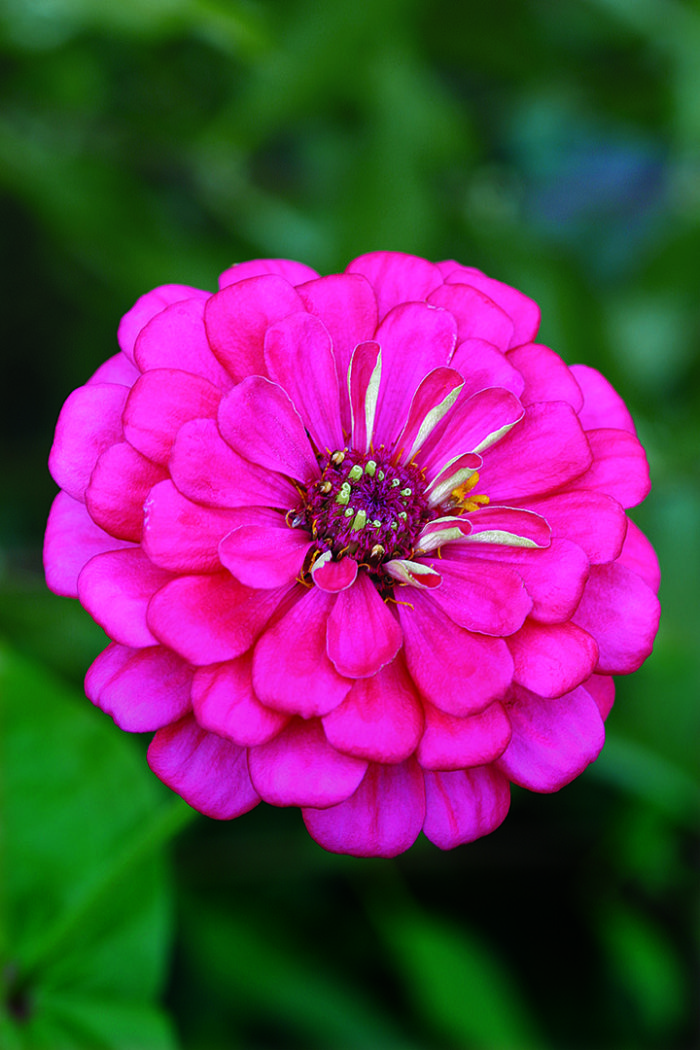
422 766 511 849
497 684 605 792
49 383 128 501
573 562 660 674
618 518 660 594
118 284 210 362
264 311 344 451
514 490 627 564
169 418 299 510
420 387 524 477
218 258 319 288
570 428 650 508
248 718 367 808
399 594 513 716
204 274 303 380
417 700 512 771
424 453 483 509
253 586 352 717
584 674 616 720
85 642 192 732
346 251 443 318
311 553 358 593
87 352 140 387
220 521 312 588
191 655 289 746
218 376 319 482
134 298 232 389
348 340 382 453
452 505 551 548
570 364 637 434
148 573 293 665
443 266 541 347
482 402 592 501
303 758 426 857
508 620 599 698
394 367 464 463
506 343 583 411
385 558 443 588
428 283 514 351
326 571 402 677
449 339 525 398
148 715 260 819
86 442 167 542
424 557 532 636
44 493 134 598
78 548 173 648
123 369 221 465
322 657 423 764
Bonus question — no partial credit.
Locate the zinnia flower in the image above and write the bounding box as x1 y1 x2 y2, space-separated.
45 252 660 856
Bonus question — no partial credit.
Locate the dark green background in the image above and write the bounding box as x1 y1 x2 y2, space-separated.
1 1 698 1047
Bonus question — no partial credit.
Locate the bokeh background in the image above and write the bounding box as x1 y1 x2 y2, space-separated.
1 1 699 1047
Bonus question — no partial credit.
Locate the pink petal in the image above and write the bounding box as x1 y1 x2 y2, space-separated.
584 674 615 720
49 383 128 501
311 554 358 593
452 505 551 548
348 340 382 453
422 766 511 849
570 364 637 434
424 456 483 510
204 274 302 381
618 518 660 594
148 573 293 665
264 311 344 451
118 284 210 362
218 258 319 288
169 418 299 509
87 352 140 387
424 556 532 636
85 642 192 732
428 282 514 350
497 684 605 792
220 520 312 588
78 548 173 648
506 343 583 411
302 758 426 857
399 594 514 716
322 657 423 763
508 620 599 698
248 718 367 808
385 558 443 588
86 442 167 542
134 297 232 388
394 367 464 463
253 586 352 717
573 562 660 674
44 493 134 598
419 387 524 478
191 655 289 746
123 369 221 465
326 571 403 677
218 376 319 482
442 266 541 347
449 339 525 398
417 700 512 770
514 490 627 564
571 428 650 509
148 715 260 819
482 401 592 501
346 251 443 318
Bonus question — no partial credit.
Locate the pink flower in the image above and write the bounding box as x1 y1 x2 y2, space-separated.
45 252 660 856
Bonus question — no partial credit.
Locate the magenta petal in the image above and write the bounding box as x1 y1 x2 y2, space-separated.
346 250 443 318
572 428 650 509
148 715 260 819
169 418 298 510
253 586 352 717
400 594 513 716
205 274 302 380
428 282 514 350
425 557 532 636
311 554 358 593
218 258 319 288
78 548 173 648
515 490 627 564
85 643 192 732
87 352 140 387
218 376 319 482
86 442 167 542
248 718 367 808
220 521 312 588
394 366 464 463
118 284 209 362
584 674 615 720
303 758 426 857
326 572 403 678
422 766 511 849
508 620 599 698
348 340 382 453
449 339 525 398
44 493 134 598
417 700 512 770
123 369 221 465
497 684 605 792
570 364 637 434
134 297 231 389
506 343 583 411
618 518 660 594
191 655 289 746
573 562 660 674
49 383 128 501
443 267 541 347
322 657 423 763
148 574 292 665
264 311 344 451
420 387 524 477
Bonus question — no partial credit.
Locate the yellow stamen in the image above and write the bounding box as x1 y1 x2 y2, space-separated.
451 471 489 513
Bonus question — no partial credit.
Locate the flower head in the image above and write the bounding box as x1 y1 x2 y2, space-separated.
45 252 660 856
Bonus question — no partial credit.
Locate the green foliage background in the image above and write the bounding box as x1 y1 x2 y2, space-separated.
1 1 698 1047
